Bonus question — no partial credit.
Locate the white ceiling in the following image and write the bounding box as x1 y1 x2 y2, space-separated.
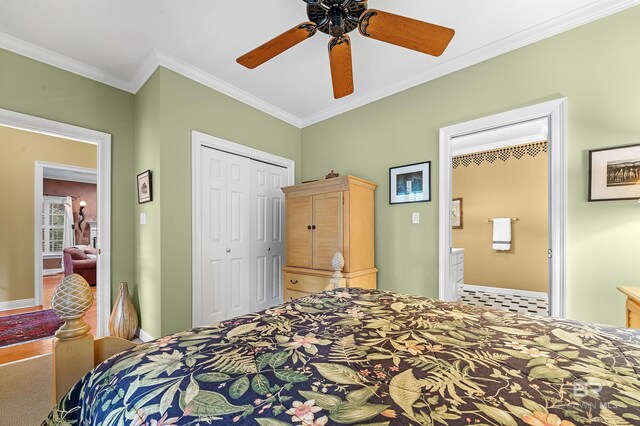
0 0 637 127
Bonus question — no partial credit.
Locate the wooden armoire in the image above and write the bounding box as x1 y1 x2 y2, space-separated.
281 175 377 301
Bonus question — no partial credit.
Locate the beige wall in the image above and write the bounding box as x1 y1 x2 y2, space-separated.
0 126 97 303
452 143 548 293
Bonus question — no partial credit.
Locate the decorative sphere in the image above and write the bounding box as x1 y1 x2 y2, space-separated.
52 273 93 318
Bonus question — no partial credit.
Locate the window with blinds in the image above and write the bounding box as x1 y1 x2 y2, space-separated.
43 196 66 255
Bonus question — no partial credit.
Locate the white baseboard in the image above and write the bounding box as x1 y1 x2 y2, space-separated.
0 298 36 312
463 284 548 300
43 268 63 276
136 328 154 342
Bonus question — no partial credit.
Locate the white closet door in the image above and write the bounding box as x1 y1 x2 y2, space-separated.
200 147 229 325
226 153 252 319
269 164 286 306
251 161 286 312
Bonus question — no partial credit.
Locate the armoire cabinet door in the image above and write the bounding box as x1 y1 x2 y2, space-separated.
313 192 343 270
285 195 313 268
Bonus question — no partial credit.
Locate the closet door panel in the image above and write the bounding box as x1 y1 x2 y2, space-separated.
251 161 271 312
285 195 313 268
226 154 251 319
251 161 287 311
313 192 343 270
269 165 287 303
200 147 228 325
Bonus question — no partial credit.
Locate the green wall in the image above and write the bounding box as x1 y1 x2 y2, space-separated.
0 48 136 305
134 71 162 338
138 68 302 336
301 6 640 327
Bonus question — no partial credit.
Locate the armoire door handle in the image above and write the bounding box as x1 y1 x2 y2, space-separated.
226 249 231 253
290 280 298 285
307 225 312 230
312 225 316 230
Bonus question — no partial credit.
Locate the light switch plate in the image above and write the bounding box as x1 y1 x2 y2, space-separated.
140 213 147 225
412 212 420 224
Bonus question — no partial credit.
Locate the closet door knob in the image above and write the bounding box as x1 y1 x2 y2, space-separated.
226 249 231 253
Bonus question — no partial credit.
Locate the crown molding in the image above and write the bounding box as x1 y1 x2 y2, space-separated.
1 0 638 129
0 31 133 93
152 52 302 128
129 50 161 93
300 0 640 127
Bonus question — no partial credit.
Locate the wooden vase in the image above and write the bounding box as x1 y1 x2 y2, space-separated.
109 282 138 341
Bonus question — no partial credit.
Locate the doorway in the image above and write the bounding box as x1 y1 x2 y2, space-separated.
438 99 567 318
191 131 294 327
451 120 549 315
0 108 111 338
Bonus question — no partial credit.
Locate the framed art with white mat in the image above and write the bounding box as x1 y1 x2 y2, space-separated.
389 161 431 204
589 144 640 201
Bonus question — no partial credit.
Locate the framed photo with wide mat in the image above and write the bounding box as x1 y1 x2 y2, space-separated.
137 170 153 204
389 161 431 204
589 144 640 201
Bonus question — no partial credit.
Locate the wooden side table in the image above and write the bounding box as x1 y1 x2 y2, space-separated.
617 286 640 328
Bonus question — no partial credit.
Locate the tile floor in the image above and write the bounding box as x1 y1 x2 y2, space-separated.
458 288 548 315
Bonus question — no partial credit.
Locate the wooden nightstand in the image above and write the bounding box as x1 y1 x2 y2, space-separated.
617 286 640 328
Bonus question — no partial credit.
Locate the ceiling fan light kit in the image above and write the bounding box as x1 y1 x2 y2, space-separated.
237 0 455 99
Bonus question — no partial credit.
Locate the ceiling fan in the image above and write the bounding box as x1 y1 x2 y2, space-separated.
237 0 455 99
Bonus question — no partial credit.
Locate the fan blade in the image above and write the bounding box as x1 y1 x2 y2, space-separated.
359 9 454 57
237 22 317 69
329 35 354 99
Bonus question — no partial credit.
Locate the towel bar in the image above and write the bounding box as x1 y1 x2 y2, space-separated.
487 218 519 223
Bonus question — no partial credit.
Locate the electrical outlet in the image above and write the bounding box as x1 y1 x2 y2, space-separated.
412 212 420 224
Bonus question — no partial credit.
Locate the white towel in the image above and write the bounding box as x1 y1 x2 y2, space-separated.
492 218 511 251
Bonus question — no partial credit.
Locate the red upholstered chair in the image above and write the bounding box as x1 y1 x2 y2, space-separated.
63 247 97 286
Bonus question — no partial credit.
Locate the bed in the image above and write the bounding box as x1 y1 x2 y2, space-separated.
45 288 640 425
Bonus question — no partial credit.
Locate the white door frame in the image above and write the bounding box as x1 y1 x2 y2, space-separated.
438 98 567 318
191 130 295 327
0 107 111 337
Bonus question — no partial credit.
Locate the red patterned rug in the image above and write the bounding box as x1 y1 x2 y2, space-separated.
0 309 63 348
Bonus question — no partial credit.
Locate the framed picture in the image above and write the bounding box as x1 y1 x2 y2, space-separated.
389 161 431 204
452 198 463 229
589 144 640 201
137 170 153 204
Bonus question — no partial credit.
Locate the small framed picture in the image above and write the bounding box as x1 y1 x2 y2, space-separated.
589 144 640 201
137 170 153 204
452 198 463 229
389 161 431 204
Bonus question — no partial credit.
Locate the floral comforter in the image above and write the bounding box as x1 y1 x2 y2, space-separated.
46 288 640 425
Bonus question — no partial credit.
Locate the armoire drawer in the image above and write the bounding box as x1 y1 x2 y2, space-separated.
284 288 313 303
284 272 334 294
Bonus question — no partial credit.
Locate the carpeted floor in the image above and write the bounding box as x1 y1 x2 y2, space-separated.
0 354 54 425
